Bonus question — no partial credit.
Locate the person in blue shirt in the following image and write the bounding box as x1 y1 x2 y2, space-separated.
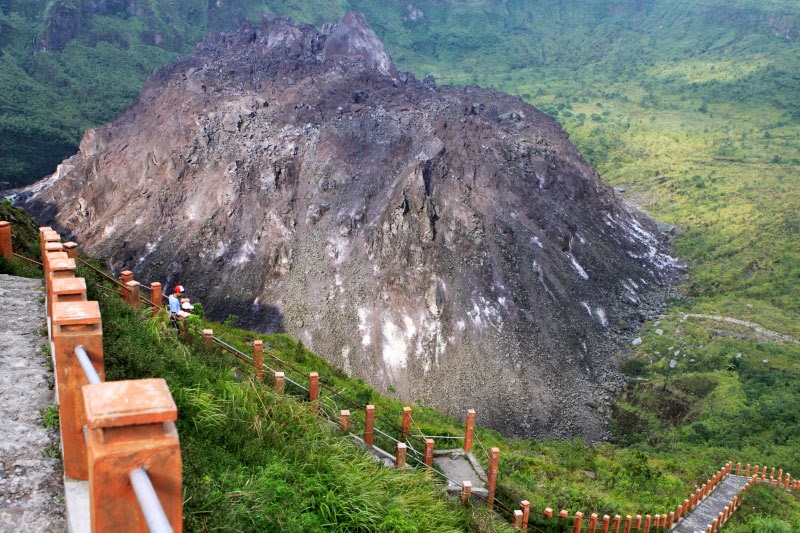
168 285 184 328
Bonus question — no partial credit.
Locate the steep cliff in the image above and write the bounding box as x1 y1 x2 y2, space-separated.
23 13 678 438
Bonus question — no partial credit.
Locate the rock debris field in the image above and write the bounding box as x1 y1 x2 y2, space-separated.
0 274 65 531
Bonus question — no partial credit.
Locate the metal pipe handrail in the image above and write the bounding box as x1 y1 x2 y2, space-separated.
77 257 126 289
130 468 173 533
11 252 43 267
75 345 102 384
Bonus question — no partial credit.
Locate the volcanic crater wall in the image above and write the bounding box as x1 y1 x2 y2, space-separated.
24 12 676 439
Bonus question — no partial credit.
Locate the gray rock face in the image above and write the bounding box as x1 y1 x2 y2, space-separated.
23 13 677 439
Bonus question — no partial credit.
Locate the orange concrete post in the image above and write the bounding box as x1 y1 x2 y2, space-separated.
401 407 412 442
589 513 598 533
273 372 285 394
521 500 530 530
464 409 476 452
711 517 718 532
783 474 790 490
777 469 783 483
754 464 760 476
340 410 350 432
661 514 667 527
308 372 319 414
601 514 610 533
47 255 76 311
48 267 85 318
643 515 651 533
513 510 523 529
543 508 553 519
735 462 741 475
253 340 264 380
51 278 88 323
634 514 642 530
770 467 776 478
83 378 181 532
0 221 12 259
487 447 500 507
623 515 632 533
461 481 472 506
612 514 621 533
149 282 162 317
202 329 213 349
762 469 767 483
120 270 133 285
63 241 78 259
745 464 751 476
678 503 685 518
559 510 569 520
573 511 583 533
52 299 104 480
395 442 407 469
667 511 675 529
364 405 375 446
126 280 141 309
424 438 434 467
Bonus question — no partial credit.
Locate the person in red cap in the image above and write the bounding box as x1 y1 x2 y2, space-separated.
168 284 185 329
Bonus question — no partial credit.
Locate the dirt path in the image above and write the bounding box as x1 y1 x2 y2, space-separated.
679 313 799 345
0 274 65 531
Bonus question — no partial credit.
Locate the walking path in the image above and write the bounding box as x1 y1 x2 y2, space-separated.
673 475 749 533
0 274 65 531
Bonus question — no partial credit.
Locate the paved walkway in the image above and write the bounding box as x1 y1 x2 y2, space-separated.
673 475 749 533
0 274 65 531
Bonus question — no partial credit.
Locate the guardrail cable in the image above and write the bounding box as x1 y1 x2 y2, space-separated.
11 252 42 267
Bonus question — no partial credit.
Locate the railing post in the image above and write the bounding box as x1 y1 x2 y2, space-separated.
784 474 791 490
48 260 83 318
521 500 530 530
745 464 751 476
460 481 472 506
63 241 78 259
395 443 407 469
573 512 583 533
339 410 350 432
401 406 411 442
643 514 651 533
543 508 553 519
0 221 11 259
83 378 181 532
52 278 88 322
126 280 141 309
589 512 598 533
424 438 434 467
46 254 75 312
308 372 319 414
623 515 631 533
150 282 162 317
602 514 611 533
464 409 475 452
252 340 264 380
120 270 133 286
612 514 620 533
634 514 641 530
52 299 104 479
274 371 285 394
735 462 741 475
487 447 500 507
364 405 375 446
513 510 523 529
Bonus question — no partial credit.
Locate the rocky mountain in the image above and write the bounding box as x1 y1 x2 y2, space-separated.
22 12 678 439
